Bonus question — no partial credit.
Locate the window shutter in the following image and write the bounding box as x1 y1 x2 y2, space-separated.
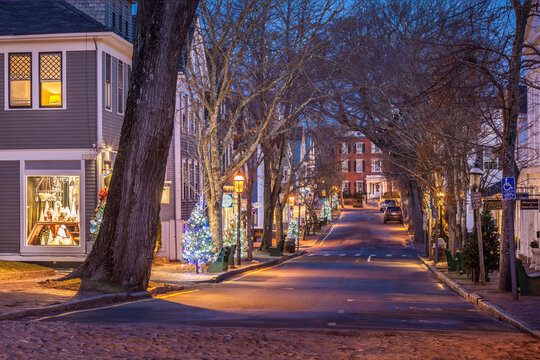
353 159 357 172
348 160 351 172
362 160 365 172
353 143 357 153
348 144 351 154
362 143 365 153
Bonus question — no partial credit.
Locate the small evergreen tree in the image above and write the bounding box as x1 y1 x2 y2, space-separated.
287 217 299 239
320 199 332 222
183 202 217 273
462 210 500 282
223 213 247 256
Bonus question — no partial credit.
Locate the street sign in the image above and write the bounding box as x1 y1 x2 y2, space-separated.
502 177 515 200
520 199 539 210
253 202 262 209
222 194 233 208
471 192 482 210
485 199 502 210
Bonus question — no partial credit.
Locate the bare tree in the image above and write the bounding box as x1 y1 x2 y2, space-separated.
68 1 199 291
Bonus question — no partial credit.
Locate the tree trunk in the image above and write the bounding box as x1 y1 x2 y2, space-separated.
407 179 424 244
260 157 274 252
245 168 255 261
499 1 530 295
69 0 199 291
207 194 224 249
275 200 284 243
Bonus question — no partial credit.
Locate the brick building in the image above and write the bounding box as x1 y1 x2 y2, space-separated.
336 131 394 199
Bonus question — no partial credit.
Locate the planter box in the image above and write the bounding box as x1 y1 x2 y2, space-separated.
531 248 540 271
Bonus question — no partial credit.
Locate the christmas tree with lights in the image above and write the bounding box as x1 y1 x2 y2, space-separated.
331 193 339 210
183 201 217 273
287 217 299 239
223 213 247 256
320 199 332 222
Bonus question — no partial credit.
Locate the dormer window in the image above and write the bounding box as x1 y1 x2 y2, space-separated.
9 53 32 108
39 53 62 108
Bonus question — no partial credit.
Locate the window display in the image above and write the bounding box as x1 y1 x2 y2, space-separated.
26 176 80 246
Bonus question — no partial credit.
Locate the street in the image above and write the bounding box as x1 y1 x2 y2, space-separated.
3 207 538 359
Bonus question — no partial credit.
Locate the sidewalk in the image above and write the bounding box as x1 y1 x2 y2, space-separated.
0 213 340 319
150 216 337 285
418 255 540 337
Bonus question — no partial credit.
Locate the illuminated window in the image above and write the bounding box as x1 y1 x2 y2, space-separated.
118 61 124 114
39 53 62 107
26 175 80 246
9 53 32 108
106 54 112 110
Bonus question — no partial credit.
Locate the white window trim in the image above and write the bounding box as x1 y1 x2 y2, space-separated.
20 164 86 255
4 51 67 111
117 60 124 115
372 159 382 173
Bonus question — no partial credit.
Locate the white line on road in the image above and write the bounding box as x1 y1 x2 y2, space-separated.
339 254 346 257
307 254 316 256
386 254 392 257
354 254 361 256
324 253 331 256
367 255 375 262
401 254 408 257
328 322 336 326
337 309 345 314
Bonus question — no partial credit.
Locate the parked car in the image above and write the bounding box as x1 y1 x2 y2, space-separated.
384 206 403 223
380 199 397 212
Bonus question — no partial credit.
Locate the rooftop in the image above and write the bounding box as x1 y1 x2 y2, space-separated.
0 0 109 36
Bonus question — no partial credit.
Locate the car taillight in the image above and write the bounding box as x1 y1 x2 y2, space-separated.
397 211 402 214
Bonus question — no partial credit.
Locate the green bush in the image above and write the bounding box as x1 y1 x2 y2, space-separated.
462 210 499 282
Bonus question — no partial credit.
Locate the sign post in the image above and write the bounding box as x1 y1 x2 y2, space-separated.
501 177 518 301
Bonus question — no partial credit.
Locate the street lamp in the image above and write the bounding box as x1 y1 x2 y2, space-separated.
470 164 486 285
234 174 244 266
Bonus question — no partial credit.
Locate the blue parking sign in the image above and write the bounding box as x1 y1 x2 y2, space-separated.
502 177 515 200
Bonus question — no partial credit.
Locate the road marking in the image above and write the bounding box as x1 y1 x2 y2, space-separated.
367 255 375 262
337 309 344 314
347 299 355 302
354 254 361 256
315 216 340 248
157 289 200 299
401 254 408 257
386 254 392 257
328 322 336 326
339 254 346 257
324 253 331 256
307 254 316 256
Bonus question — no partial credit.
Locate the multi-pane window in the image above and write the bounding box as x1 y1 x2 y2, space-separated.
372 159 382 172
356 159 364 173
355 142 365 154
342 160 349 173
39 53 62 107
355 181 364 194
118 61 124 114
105 54 112 110
182 158 188 200
342 181 350 194
9 53 32 108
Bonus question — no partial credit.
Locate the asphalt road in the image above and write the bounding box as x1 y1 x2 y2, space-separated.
39 207 516 333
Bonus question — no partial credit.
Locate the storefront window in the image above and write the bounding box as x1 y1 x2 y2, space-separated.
26 176 80 246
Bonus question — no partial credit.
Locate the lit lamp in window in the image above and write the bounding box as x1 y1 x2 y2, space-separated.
233 174 244 266
49 94 61 106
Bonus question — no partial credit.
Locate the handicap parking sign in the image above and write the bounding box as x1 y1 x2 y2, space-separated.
502 177 515 200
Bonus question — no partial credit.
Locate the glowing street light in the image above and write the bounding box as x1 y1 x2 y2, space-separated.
234 174 244 266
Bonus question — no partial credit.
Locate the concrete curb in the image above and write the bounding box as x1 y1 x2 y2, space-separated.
0 291 152 321
0 268 56 281
418 255 540 338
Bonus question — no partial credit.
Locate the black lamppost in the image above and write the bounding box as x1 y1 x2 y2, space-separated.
470 164 486 284
234 174 244 266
